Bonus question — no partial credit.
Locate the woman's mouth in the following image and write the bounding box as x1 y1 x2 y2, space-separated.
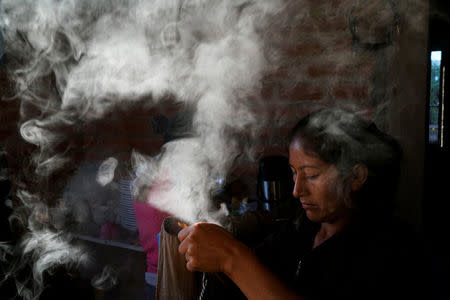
301 202 316 209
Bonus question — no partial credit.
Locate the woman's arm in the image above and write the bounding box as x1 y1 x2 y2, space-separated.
178 222 304 300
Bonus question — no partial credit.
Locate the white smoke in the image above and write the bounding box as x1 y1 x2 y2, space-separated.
0 0 430 297
96 157 118 186
0 0 287 298
91 264 119 291
1 230 90 299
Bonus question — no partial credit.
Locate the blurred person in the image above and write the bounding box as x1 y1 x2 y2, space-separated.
134 110 194 300
133 178 170 300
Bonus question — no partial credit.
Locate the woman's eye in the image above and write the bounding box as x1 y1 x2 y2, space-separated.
305 174 318 180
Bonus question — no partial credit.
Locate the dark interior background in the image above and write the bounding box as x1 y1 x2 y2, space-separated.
1 0 449 299
426 1 450 299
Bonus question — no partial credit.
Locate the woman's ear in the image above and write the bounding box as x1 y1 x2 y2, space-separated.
351 164 368 191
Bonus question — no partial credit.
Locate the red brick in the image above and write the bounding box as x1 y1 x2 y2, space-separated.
230 162 259 179
308 63 336 77
266 67 292 82
329 38 353 53
331 0 354 9
356 61 376 77
251 143 289 158
261 145 289 158
258 124 295 142
280 84 324 101
333 84 369 99
297 16 348 33
307 66 334 78
260 82 280 100
283 42 324 57
276 106 299 121
308 61 374 79
313 62 357 78
258 126 281 140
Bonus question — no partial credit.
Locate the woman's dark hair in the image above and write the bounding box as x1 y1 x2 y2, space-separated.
288 108 402 217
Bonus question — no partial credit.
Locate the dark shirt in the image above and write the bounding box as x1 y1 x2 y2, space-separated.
255 213 427 300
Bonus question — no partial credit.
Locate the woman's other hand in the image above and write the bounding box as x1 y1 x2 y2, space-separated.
178 222 245 274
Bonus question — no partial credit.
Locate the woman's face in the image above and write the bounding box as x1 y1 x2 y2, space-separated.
289 137 350 224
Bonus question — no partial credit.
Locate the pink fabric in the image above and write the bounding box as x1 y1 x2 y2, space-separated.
133 200 169 273
99 222 121 240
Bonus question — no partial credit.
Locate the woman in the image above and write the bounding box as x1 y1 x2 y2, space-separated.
178 108 425 300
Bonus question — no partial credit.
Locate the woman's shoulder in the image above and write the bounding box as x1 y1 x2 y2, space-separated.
362 216 423 246
348 216 427 287
300 218 428 300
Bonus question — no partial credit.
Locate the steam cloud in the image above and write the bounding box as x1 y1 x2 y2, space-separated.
0 0 428 298
96 157 118 186
0 0 286 298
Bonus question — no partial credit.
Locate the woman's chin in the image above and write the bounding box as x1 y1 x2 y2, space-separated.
305 210 321 223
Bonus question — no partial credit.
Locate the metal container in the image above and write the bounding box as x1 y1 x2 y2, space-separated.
257 156 294 218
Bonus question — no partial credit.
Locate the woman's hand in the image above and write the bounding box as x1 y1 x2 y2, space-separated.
178 222 303 300
178 222 245 274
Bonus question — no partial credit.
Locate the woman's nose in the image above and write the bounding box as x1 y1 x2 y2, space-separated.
292 173 305 199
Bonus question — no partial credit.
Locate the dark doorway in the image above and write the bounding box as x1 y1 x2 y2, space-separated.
425 1 450 299
426 0 450 249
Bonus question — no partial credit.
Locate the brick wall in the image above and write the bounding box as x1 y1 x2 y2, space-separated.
233 0 380 197
0 0 402 203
